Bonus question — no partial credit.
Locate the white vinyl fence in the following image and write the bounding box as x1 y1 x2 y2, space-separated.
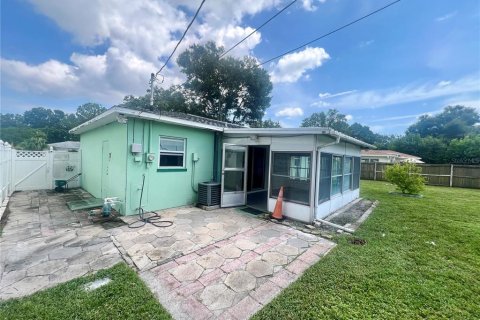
0 141 82 204
0 141 14 204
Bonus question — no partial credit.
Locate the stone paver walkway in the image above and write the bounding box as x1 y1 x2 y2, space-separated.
1 190 336 320
0 190 123 300
114 208 266 271
140 221 335 320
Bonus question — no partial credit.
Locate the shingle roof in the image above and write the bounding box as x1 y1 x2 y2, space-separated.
48 141 81 150
361 149 421 159
132 107 243 129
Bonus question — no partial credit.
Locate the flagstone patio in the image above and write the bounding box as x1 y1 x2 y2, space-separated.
0 190 336 319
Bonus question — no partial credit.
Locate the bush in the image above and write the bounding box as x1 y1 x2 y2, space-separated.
385 162 426 195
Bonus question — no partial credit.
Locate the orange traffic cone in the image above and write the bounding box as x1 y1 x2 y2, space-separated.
271 186 284 220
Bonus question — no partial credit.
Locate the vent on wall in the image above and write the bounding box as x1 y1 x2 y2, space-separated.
198 182 220 206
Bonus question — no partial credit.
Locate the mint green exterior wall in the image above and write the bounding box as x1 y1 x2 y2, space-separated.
79 118 217 215
124 119 216 215
79 122 128 214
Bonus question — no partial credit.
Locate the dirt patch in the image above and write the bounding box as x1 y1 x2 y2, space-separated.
349 237 367 245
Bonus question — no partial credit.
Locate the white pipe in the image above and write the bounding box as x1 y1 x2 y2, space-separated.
314 218 354 233
316 135 341 150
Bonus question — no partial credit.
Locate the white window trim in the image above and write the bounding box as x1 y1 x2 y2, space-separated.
270 151 312 205
331 155 343 196
343 156 353 191
158 136 186 169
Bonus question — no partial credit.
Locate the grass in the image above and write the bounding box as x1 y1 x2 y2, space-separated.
253 180 480 320
0 263 171 320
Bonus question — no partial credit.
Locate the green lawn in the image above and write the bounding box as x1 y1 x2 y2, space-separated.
0 263 171 320
2 182 479 319
254 181 480 320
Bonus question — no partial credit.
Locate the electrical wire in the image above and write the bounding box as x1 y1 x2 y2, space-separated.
258 0 402 66
129 174 173 228
154 0 206 77
219 0 298 59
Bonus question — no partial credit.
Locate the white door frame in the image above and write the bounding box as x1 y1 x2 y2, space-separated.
221 143 248 207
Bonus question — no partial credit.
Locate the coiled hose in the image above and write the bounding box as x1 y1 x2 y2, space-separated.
128 174 173 228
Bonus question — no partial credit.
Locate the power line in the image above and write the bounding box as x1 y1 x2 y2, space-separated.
259 0 401 66
219 0 298 59
155 0 206 77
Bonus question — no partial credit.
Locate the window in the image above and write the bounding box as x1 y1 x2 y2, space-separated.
318 153 332 204
353 156 361 189
159 136 186 168
331 156 343 196
271 152 311 205
343 156 353 191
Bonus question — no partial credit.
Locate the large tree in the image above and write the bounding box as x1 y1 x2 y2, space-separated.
407 105 479 139
300 109 350 133
75 103 107 123
177 42 272 125
121 86 188 113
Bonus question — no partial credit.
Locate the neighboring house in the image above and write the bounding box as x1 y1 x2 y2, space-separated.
48 141 80 151
361 149 423 164
70 107 374 223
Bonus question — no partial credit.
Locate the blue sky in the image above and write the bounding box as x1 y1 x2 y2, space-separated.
1 0 479 134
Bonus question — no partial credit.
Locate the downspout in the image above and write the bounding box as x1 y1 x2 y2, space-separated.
213 132 220 182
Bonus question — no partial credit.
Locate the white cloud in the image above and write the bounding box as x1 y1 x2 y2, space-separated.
437 80 451 87
310 100 332 107
270 47 330 83
436 11 457 22
3 0 305 105
275 107 304 117
358 40 374 48
442 99 480 110
345 114 353 121
318 90 357 99
301 0 327 12
312 75 480 109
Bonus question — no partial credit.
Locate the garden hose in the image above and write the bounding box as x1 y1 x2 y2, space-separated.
128 174 173 228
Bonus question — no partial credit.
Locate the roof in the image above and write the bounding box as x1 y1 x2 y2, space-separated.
48 141 80 149
69 107 375 149
361 149 421 159
69 107 241 134
224 128 376 149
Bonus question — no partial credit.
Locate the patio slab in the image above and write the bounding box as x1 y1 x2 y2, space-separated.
0 190 123 300
113 207 267 271
140 217 336 320
1 190 336 320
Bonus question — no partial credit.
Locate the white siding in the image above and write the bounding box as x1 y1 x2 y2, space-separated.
222 133 363 223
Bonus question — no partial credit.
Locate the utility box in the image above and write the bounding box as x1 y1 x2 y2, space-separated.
131 143 142 153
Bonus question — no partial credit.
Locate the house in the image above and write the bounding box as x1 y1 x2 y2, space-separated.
361 149 423 164
70 107 375 223
48 141 80 151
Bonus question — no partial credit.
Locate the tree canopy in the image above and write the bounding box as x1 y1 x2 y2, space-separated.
406 106 479 139
118 42 272 126
0 103 106 148
297 105 479 164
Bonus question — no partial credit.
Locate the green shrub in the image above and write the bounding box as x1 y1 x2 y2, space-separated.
385 162 426 194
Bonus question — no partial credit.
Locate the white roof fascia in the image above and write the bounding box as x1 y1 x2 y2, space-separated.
224 127 376 149
70 107 224 134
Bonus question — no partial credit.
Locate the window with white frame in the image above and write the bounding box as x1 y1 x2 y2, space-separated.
318 153 361 204
270 152 311 205
159 136 186 168
318 153 332 204
343 156 353 191
331 155 343 196
353 156 361 189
